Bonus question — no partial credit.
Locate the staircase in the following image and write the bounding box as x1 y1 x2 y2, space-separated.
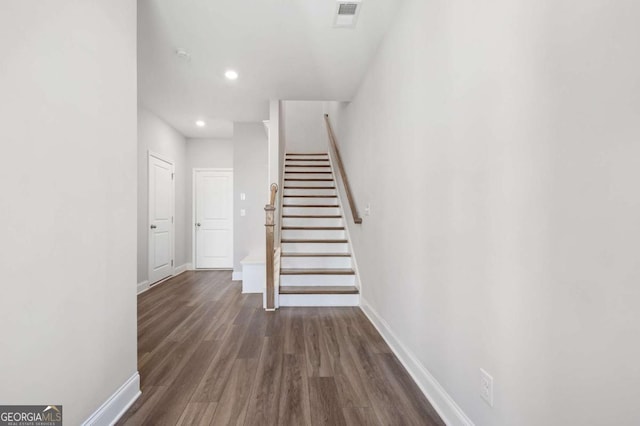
278 152 360 306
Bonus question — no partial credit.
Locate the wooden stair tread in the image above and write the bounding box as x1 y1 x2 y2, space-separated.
284 186 336 189
282 215 342 218
286 153 328 156
282 226 345 230
281 252 351 257
284 195 337 198
285 159 330 162
283 204 338 208
285 171 333 174
285 165 331 168
281 239 347 243
280 268 355 275
285 178 334 181
279 286 359 295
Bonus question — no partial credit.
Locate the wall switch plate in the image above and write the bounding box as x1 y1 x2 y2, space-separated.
240 209 246 217
240 193 246 201
480 369 494 407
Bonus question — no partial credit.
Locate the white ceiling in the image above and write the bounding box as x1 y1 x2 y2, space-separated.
138 0 399 138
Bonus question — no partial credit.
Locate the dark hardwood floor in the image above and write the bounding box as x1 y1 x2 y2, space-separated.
118 271 444 426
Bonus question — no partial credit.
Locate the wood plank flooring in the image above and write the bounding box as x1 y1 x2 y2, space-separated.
118 271 444 426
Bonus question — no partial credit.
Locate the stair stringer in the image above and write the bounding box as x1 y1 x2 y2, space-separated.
326 150 363 303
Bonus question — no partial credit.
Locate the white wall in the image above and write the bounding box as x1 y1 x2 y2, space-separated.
186 138 234 264
268 100 281 186
187 138 233 170
326 0 640 424
283 101 327 153
268 100 287 244
138 107 188 282
0 1 137 425
233 123 269 273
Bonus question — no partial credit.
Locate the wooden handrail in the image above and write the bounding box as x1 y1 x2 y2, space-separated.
324 114 363 224
269 182 278 206
264 183 279 310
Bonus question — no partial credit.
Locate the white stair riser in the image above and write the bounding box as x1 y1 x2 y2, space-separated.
282 229 346 239
282 217 343 227
281 274 355 286
283 207 340 215
279 294 359 307
285 167 332 172
281 256 352 269
283 197 338 206
284 188 336 196
284 173 333 179
281 242 349 253
283 180 334 187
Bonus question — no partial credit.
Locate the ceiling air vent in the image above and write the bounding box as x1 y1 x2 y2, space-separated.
333 0 362 28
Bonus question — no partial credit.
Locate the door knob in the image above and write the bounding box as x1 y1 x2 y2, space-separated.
150 224 157 229
196 223 201 227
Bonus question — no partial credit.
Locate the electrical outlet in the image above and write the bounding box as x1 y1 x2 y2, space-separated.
240 193 246 201
240 209 246 217
480 369 494 407
364 203 371 216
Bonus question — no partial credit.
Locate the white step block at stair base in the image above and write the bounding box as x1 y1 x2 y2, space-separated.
283 180 335 187
282 207 340 216
283 197 338 206
284 188 337 196
240 256 265 294
281 241 349 253
281 256 352 269
280 273 356 286
284 173 334 180
282 217 344 227
281 229 346 239
279 293 359 307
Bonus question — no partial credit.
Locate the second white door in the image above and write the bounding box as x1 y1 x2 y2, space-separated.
149 153 174 284
194 170 233 269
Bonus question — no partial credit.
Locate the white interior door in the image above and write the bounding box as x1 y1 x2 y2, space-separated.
148 153 174 284
195 169 233 269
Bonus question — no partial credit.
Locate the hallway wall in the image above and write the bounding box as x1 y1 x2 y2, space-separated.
283 101 327 153
233 123 269 274
0 1 138 424
326 0 640 424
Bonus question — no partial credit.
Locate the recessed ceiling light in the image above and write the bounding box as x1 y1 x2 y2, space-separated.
225 70 238 80
196 120 206 127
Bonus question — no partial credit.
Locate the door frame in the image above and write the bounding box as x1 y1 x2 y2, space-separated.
148 150 176 283
192 168 234 269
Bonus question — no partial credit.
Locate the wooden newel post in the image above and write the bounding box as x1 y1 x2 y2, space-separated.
265 183 278 310
264 204 276 310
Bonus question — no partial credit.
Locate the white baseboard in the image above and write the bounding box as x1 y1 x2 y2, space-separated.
136 280 150 295
82 372 140 426
138 264 192 295
174 263 192 275
360 299 474 426
232 271 243 281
